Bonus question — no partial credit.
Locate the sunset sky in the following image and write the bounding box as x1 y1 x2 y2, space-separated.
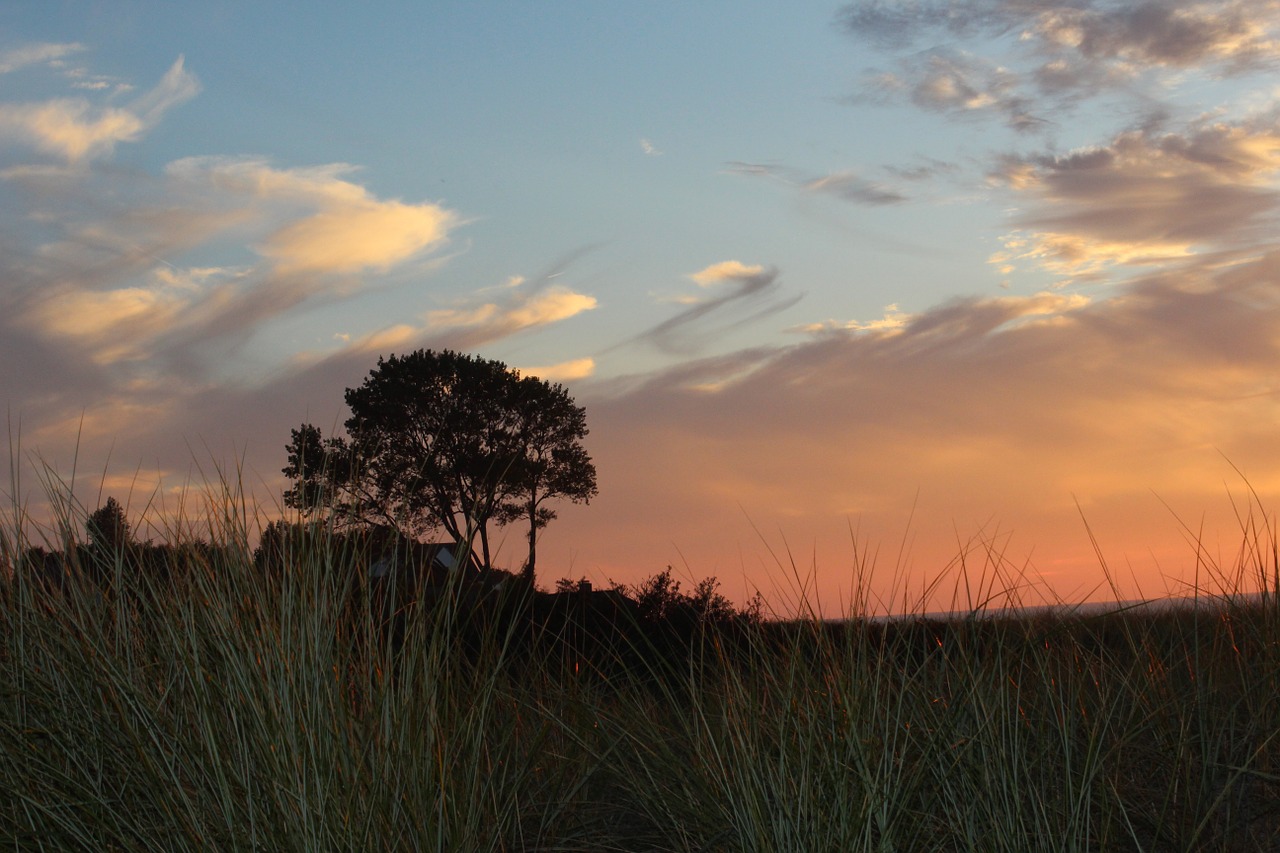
5 1 1280 615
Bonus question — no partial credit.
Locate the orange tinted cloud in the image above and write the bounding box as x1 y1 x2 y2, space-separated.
517 357 596 382
426 285 598 340
24 286 185 363
168 157 457 275
264 199 453 275
992 117 1280 279
6 152 465 389
545 257 1280 612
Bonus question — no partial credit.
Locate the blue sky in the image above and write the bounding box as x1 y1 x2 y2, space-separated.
5 1 1280 612
3 1 1012 373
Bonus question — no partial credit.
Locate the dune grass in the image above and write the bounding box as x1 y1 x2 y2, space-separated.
2 473 1279 851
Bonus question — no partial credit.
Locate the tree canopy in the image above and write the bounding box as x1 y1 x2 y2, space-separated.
86 497 132 553
283 349 597 582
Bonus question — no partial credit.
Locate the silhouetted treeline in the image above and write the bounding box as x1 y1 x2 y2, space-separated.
5 501 771 683
14 537 233 601
10 500 1271 694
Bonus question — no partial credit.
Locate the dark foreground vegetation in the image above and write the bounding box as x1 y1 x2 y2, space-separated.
3 495 1280 851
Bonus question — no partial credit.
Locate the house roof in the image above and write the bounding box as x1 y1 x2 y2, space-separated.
369 540 480 580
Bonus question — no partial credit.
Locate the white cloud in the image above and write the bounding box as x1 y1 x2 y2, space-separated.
0 99 144 162
504 288 599 327
348 324 419 354
263 199 454 275
0 43 85 74
792 303 914 334
166 157 457 276
3 148 464 387
427 286 598 333
0 56 198 162
689 260 766 285
129 56 200 126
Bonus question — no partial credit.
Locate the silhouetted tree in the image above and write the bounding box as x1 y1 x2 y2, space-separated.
254 519 314 577
633 567 683 622
689 576 736 625
497 372 597 583
281 425 356 519
283 349 596 581
86 497 131 554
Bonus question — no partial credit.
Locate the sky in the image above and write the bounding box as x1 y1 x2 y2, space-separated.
5 1 1280 615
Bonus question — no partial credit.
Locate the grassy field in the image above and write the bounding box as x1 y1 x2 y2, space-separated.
2 482 1279 851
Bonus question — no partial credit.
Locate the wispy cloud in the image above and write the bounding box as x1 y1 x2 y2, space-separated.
727 160 908 204
790 303 914 334
800 171 910 205
839 2 1280 290
0 42 85 74
0 99 146 162
128 56 201 124
862 49 1045 131
884 157 961 182
989 116 1280 279
1 147 468 388
425 285 598 344
622 261 801 354
0 56 198 162
0 139 471 460
517 357 596 381
0 152 599 513
1030 2 1280 71
840 0 1280 72
840 1 1280 132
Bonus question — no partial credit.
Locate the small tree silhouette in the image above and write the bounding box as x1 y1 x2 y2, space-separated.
633 567 683 622
86 497 131 554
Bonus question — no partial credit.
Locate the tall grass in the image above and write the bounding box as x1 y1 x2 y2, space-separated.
0 469 596 851
2 468 1279 850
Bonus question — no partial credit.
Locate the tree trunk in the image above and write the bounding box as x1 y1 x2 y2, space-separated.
522 494 537 586
479 522 491 570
